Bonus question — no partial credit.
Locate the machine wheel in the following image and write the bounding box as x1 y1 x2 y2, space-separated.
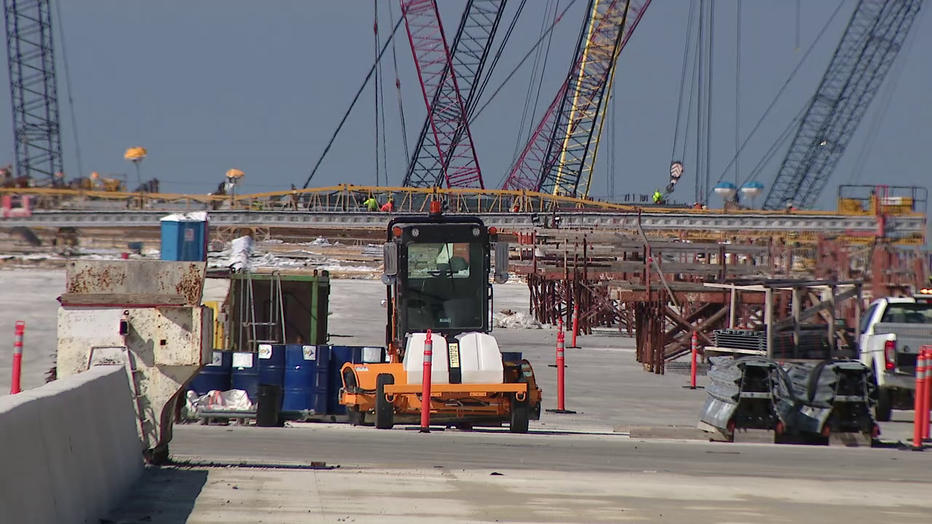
875 387 893 422
509 395 530 434
375 374 395 430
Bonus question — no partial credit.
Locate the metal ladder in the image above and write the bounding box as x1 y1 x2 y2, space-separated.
239 270 286 351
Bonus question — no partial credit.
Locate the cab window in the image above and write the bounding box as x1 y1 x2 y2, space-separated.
880 303 932 324
859 304 877 334
407 243 472 278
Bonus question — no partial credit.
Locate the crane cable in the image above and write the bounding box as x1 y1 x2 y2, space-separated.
373 1 381 187
525 0 559 155
466 0 529 122
702 0 715 204
302 16 404 190
470 0 578 125
387 0 411 168
375 2 390 185
607 79 616 199
705 0 847 202
742 104 809 189
849 1 925 184
669 0 698 165
54 0 84 179
511 0 556 163
734 0 741 188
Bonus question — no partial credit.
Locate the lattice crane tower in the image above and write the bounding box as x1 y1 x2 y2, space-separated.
763 0 923 210
3 0 63 182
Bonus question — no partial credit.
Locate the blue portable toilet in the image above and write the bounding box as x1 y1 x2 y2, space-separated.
160 211 208 261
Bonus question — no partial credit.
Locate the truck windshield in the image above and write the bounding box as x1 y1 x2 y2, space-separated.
880 303 932 324
404 241 486 331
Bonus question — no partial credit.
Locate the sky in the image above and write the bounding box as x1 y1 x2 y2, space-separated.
1 0 930 211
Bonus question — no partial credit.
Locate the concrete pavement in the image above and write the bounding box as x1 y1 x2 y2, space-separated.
106 465 932 524
6 270 931 522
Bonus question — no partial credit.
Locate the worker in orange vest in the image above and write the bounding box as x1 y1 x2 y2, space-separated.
380 198 394 212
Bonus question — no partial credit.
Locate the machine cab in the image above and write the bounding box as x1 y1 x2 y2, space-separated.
381 203 507 352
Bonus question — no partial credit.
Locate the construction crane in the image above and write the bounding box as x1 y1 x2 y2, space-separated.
762 0 923 210
403 0 508 189
3 0 63 184
400 0 487 189
501 0 650 197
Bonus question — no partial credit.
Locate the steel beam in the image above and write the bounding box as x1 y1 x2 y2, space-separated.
0 210 925 238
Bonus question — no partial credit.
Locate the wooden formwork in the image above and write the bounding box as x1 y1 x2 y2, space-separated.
512 229 930 375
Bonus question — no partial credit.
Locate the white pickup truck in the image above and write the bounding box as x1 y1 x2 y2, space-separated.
859 290 932 421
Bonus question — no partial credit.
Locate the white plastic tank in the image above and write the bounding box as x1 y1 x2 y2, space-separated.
455 332 504 384
404 333 450 385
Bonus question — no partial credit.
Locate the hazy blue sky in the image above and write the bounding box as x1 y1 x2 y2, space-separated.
1 1 929 210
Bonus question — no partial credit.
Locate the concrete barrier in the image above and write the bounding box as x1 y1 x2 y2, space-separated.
0 365 144 524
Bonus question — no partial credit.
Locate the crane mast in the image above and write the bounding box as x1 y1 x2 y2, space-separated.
3 0 63 182
501 0 650 196
400 0 486 189
762 0 923 210
403 0 507 189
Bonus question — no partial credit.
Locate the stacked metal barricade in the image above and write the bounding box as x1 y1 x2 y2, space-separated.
699 356 878 443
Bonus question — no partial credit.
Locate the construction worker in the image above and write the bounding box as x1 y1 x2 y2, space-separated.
364 194 379 212
380 198 394 212
653 190 663 204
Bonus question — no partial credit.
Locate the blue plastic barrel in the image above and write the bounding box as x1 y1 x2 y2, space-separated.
501 351 523 364
257 344 286 388
327 346 386 415
282 344 330 416
188 350 232 395
231 352 259 402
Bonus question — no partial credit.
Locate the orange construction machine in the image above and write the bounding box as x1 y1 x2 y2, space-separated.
339 201 542 432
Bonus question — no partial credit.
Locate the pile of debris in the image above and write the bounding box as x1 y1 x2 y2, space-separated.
493 310 542 329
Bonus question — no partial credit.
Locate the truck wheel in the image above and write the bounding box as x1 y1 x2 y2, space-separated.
509 395 530 434
875 387 893 422
375 374 395 430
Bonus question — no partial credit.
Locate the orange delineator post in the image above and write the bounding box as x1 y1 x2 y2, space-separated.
546 319 576 415
922 347 932 442
556 320 566 411
420 329 433 433
569 304 580 349
913 350 927 448
10 321 25 395
690 331 698 389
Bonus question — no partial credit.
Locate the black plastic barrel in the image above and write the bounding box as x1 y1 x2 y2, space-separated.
256 383 283 427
